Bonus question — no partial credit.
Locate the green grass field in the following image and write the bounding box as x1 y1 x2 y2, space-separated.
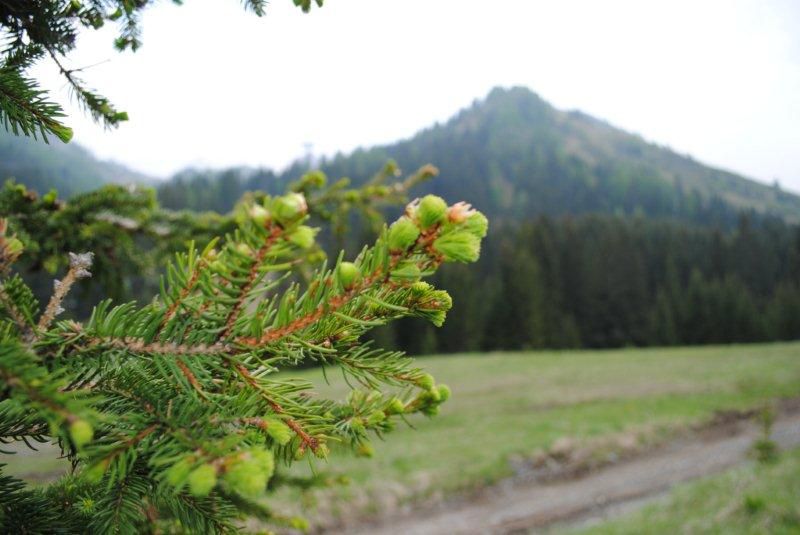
4 342 800 529
573 446 800 534
269 342 800 526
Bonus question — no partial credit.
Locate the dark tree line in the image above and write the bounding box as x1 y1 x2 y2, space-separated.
376 213 800 354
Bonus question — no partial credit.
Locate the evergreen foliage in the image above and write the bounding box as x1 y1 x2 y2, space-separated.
0 187 486 532
1 162 435 312
0 179 232 309
0 0 321 143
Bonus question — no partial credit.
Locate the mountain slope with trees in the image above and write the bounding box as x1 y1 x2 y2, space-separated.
158 87 800 225
0 128 151 197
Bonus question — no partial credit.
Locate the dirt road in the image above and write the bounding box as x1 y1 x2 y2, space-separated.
343 412 800 535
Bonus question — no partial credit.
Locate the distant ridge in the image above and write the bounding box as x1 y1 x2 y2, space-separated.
157 87 800 224
0 128 152 197
315 86 800 223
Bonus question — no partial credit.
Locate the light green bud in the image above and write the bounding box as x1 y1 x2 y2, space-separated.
250 449 275 478
69 419 93 448
422 405 440 417
188 464 217 497
287 225 317 249
43 189 58 204
433 231 481 263
338 261 360 289
235 243 253 257
387 217 420 252
417 195 448 229
386 397 406 415
350 418 366 433
366 410 385 426
249 204 270 226
272 192 307 224
390 263 421 283
437 384 452 402
411 281 432 296
224 458 268 497
463 211 489 238
427 290 453 311
417 373 435 391
166 457 194 488
265 419 292 446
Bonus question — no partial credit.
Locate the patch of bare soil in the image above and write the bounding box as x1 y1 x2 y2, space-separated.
335 400 800 535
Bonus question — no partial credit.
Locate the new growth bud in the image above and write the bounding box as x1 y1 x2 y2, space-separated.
338 262 360 289
188 464 218 497
417 373 435 391
387 217 420 252
390 263 421 283
416 195 448 229
287 225 317 249
272 193 308 224
265 418 292 445
235 243 253 257
69 419 93 448
366 410 386 426
433 232 481 263
166 457 194 488
386 397 406 415
249 204 271 226
463 211 489 238
224 449 274 497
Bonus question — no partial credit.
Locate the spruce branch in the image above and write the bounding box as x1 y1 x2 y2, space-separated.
37 252 93 333
1 189 488 531
0 65 72 142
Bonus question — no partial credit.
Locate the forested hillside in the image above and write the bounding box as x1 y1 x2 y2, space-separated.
0 128 150 197
157 87 800 225
393 213 800 354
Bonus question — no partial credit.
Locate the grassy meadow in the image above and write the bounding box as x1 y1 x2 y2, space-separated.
268 342 800 526
5 342 800 529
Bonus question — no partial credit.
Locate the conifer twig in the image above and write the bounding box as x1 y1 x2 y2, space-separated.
234 364 320 452
37 252 93 333
220 225 283 340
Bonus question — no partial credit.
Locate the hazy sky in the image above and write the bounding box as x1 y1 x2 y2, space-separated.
32 0 800 191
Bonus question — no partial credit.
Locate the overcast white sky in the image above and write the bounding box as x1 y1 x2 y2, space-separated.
32 0 800 192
